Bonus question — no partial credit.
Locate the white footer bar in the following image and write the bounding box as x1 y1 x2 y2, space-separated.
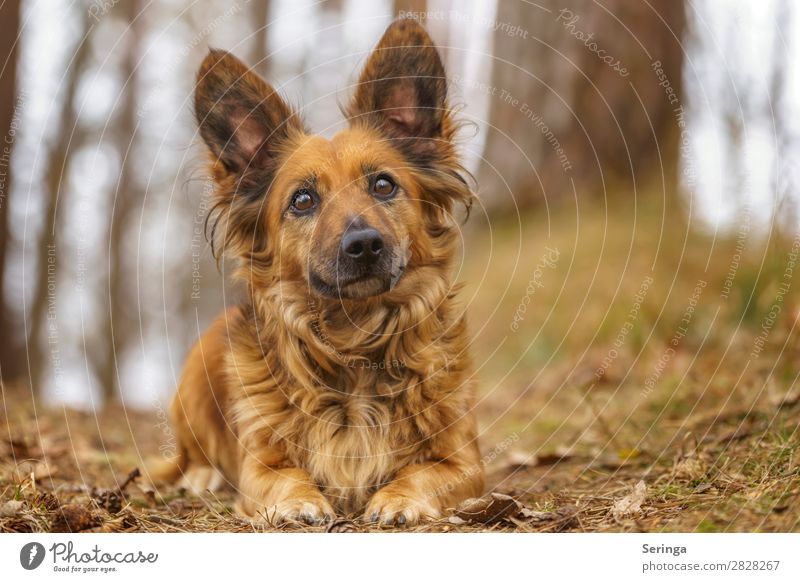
2 533 797 581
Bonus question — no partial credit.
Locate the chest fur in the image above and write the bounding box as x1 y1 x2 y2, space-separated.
231 292 468 512
281 385 428 512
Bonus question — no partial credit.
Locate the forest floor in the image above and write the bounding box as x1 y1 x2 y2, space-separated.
1 200 799 532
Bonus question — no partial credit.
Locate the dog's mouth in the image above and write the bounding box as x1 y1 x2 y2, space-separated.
309 265 406 300
308 241 410 300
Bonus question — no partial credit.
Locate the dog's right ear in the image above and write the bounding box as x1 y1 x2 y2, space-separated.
195 50 302 176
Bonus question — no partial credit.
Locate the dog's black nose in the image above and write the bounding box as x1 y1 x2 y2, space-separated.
341 227 384 264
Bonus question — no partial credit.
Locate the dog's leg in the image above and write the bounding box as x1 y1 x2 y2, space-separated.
178 465 226 495
364 420 484 525
237 452 335 525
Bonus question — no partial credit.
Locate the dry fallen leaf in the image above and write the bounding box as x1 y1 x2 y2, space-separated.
451 493 521 524
517 504 578 530
450 493 578 531
519 504 576 522
611 480 647 519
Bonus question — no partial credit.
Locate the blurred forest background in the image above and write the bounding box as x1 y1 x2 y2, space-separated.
2 0 800 533
0 0 797 414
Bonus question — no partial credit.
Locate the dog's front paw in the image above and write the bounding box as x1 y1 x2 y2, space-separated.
364 489 440 526
241 494 336 525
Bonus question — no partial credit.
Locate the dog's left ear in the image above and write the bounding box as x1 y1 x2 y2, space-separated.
347 19 448 158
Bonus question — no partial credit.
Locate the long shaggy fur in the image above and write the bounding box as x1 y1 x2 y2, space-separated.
155 18 484 525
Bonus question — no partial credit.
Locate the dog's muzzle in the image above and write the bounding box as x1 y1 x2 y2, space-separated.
309 225 407 299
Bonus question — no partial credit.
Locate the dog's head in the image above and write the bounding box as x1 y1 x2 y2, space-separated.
195 19 471 301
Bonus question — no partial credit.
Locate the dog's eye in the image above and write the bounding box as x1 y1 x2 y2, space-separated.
371 174 397 199
290 189 316 213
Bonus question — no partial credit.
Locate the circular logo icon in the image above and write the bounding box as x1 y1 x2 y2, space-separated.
20 542 46 570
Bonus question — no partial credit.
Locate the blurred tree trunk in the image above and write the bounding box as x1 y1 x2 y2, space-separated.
27 16 91 392
250 0 270 77
100 0 144 404
479 0 686 214
0 0 21 383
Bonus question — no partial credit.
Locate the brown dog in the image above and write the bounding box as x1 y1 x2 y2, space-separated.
153 19 484 525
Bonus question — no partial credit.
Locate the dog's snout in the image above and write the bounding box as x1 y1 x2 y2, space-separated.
341 227 384 264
